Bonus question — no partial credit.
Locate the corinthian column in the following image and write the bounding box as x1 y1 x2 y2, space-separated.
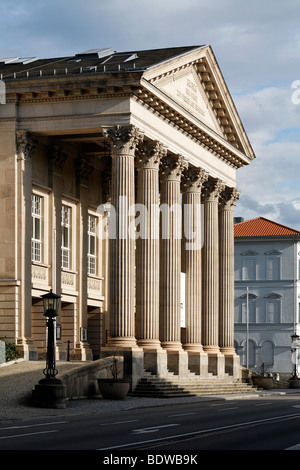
219 187 240 377
135 141 166 349
181 166 208 375
103 125 143 348
159 154 189 375
202 177 225 375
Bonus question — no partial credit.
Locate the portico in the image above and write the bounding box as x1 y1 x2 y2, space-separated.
0 45 255 382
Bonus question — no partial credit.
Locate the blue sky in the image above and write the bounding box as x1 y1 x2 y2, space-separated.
1 0 300 228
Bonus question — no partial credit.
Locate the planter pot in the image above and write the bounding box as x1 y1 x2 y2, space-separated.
98 379 130 400
252 376 274 390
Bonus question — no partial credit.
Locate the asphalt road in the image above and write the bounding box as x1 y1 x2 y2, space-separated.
1 394 300 455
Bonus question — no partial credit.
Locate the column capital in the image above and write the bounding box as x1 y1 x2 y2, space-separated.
160 154 188 182
219 187 240 209
136 140 167 170
16 130 36 162
103 125 144 155
202 177 225 202
181 166 208 193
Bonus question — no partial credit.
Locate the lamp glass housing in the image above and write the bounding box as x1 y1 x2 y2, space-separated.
41 289 61 318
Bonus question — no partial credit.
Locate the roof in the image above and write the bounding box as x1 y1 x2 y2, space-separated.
0 46 203 80
234 217 300 238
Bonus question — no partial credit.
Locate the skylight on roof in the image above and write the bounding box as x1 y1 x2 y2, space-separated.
101 53 138 64
0 57 39 65
75 48 115 59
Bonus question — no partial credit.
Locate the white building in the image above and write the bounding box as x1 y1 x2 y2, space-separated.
234 217 300 378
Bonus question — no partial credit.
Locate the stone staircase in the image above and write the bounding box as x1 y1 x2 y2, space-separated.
132 370 258 398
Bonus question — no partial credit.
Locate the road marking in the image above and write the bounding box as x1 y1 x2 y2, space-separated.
0 421 67 431
286 443 300 450
98 412 300 450
219 407 239 411
168 412 196 417
101 420 139 426
132 424 179 434
0 430 58 440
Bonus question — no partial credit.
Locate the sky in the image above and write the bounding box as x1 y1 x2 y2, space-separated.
1 0 300 228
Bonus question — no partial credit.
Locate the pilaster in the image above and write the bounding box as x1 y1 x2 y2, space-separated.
16 130 38 360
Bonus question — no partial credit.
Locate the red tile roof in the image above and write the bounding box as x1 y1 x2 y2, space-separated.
234 217 300 237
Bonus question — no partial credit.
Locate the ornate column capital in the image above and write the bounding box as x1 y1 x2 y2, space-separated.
181 166 208 193
136 140 167 170
103 125 144 155
160 154 188 182
202 177 225 202
16 130 36 162
219 187 240 209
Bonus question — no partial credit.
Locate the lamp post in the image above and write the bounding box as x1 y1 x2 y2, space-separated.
289 333 300 389
41 289 61 379
32 289 67 408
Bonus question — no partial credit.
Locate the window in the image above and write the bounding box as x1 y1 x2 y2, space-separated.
265 294 281 323
31 194 42 262
266 257 280 280
88 214 97 275
242 257 256 280
61 205 71 269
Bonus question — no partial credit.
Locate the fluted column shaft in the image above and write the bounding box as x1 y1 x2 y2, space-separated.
219 188 240 354
202 178 225 353
181 167 208 350
136 141 166 349
159 155 187 350
104 126 143 348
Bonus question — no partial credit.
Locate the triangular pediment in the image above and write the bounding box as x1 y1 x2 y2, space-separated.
141 45 255 161
152 65 223 133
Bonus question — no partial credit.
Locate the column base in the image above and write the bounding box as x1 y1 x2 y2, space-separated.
166 349 189 376
17 337 38 361
143 349 168 377
183 345 208 376
220 347 241 378
137 339 162 350
101 345 144 389
203 346 225 376
74 342 93 361
107 336 139 349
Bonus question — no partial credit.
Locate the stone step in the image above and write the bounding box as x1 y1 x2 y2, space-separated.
132 371 258 398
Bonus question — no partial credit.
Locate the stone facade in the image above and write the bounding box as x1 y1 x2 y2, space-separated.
0 46 255 379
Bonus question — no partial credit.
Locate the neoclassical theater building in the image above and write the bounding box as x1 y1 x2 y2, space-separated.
0 46 255 381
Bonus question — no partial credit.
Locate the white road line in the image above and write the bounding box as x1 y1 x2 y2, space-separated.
0 421 67 431
168 412 196 417
100 420 139 426
0 430 58 440
132 424 179 434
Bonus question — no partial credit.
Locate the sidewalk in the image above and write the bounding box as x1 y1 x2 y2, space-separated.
0 359 299 422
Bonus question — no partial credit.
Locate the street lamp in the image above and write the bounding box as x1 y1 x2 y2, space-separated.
289 333 300 388
41 289 61 379
32 289 66 408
